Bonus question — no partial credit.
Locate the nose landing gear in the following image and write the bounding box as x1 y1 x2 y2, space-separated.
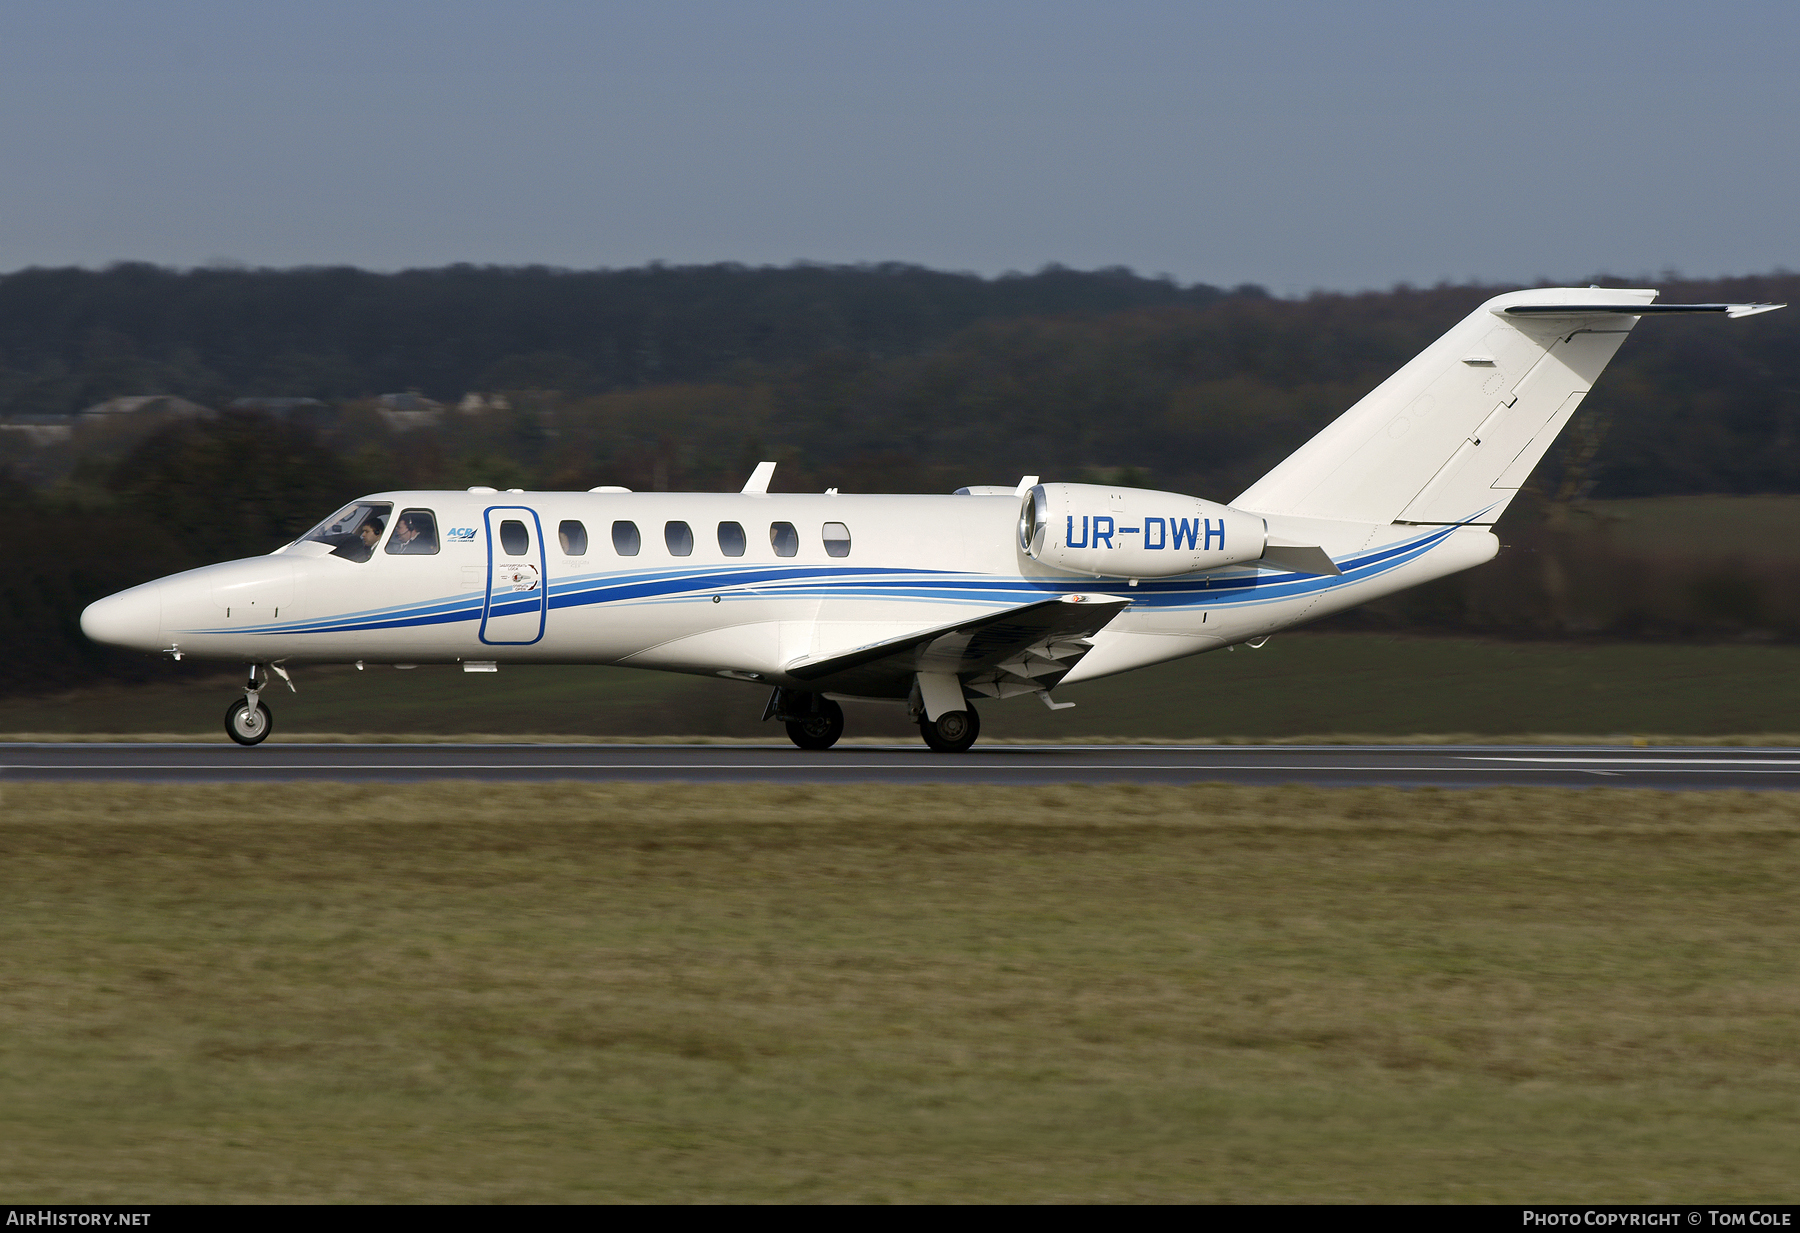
224 663 287 746
225 696 272 745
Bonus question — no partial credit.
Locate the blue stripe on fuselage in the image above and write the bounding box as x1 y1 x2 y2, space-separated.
176 525 1462 636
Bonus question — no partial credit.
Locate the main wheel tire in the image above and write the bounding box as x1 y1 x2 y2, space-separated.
919 705 980 753
225 698 272 746
785 698 845 751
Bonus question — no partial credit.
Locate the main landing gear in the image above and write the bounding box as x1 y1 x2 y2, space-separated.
225 663 292 746
763 687 982 754
765 688 846 751
919 705 980 754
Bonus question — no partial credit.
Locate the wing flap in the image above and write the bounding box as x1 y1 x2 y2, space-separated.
784 596 1130 692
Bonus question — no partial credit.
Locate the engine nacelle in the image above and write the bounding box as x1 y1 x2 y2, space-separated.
1018 483 1267 578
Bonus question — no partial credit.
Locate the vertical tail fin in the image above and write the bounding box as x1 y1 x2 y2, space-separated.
1232 288 1779 526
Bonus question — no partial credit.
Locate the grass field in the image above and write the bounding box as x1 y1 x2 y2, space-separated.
6 632 1800 742
2 782 1796 1202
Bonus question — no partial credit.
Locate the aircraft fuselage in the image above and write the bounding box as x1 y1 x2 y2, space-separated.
80 487 1495 696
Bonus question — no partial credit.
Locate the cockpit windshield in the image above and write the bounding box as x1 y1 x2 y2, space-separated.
298 501 394 562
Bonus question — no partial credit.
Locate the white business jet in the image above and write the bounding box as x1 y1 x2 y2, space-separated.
81 287 1781 750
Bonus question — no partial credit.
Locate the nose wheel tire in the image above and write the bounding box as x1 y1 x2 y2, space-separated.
785 698 845 751
920 706 980 753
225 698 272 746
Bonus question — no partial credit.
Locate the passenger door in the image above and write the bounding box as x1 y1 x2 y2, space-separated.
480 507 548 645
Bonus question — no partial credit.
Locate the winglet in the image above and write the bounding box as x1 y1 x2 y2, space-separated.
742 461 776 494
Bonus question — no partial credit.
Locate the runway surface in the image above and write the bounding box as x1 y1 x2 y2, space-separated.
3 742 1799 789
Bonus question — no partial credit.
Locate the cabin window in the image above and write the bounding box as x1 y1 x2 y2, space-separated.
612 521 641 556
300 500 393 563
717 521 746 557
385 509 439 555
558 520 588 555
499 520 530 556
822 521 851 558
770 521 799 558
665 521 694 557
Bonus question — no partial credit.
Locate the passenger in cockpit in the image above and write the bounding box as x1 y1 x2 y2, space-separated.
387 512 433 554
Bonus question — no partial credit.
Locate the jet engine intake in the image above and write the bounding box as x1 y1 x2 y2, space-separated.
1019 483 1267 578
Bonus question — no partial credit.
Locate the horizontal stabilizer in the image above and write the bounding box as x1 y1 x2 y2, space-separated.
1504 302 1784 319
785 595 1130 695
1256 543 1341 576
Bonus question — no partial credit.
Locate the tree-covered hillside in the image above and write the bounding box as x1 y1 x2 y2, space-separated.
0 262 1242 417
2 264 1791 501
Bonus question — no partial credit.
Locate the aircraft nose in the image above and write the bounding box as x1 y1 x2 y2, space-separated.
80 582 164 652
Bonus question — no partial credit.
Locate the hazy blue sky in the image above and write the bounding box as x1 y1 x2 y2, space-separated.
2 0 1795 291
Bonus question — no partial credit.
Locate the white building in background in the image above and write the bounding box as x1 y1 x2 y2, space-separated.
0 415 74 446
457 392 511 413
77 395 215 422
376 391 444 432
2 394 216 452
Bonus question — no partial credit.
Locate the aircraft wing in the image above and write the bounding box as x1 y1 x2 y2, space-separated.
784 595 1131 698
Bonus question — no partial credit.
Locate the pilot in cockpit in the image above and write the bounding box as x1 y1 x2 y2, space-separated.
299 501 395 562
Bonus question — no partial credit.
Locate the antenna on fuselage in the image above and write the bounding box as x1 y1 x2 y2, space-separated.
742 461 776 494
